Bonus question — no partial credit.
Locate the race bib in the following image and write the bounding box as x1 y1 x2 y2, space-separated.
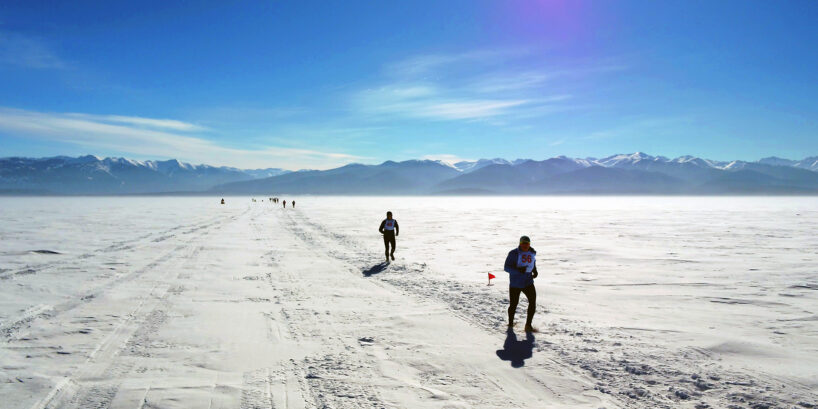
517 251 535 273
384 220 395 230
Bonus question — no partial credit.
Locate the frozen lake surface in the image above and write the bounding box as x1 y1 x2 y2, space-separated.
1 196 816 408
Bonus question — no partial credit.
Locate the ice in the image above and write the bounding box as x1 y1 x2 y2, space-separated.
0 196 816 408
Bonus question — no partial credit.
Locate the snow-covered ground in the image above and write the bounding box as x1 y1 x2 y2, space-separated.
1 196 816 408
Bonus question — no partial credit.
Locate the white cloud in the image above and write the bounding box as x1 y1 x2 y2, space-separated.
355 49 611 123
420 100 530 120
0 107 365 169
470 71 555 93
356 86 531 121
64 114 208 132
0 32 66 69
355 49 628 128
386 48 532 78
469 64 626 94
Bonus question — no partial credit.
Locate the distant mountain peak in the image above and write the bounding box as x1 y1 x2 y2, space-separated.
0 155 291 194
759 156 797 167
2 153 816 195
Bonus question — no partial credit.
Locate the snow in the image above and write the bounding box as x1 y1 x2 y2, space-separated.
1 196 816 408
722 160 746 170
795 157 818 172
454 158 512 173
428 159 460 171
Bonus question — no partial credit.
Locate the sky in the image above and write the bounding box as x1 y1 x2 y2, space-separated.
1 0 817 170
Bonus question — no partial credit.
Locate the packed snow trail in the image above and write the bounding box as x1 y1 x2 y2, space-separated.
280 204 818 409
1 205 611 409
5 200 815 409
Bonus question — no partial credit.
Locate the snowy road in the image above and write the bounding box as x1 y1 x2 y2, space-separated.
2 204 608 409
2 197 817 409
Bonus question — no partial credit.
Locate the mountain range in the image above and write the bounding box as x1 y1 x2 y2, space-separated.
1 153 817 195
0 155 288 194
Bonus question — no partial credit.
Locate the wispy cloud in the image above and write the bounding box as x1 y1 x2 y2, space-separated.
385 48 532 78
0 107 365 169
469 71 555 93
354 48 617 124
0 32 66 69
469 64 626 94
356 85 531 120
64 113 209 132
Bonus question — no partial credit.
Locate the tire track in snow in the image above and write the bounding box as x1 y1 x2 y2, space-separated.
26 214 219 409
275 210 592 408
248 208 389 409
2 209 245 342
281 210 619 406
0 209 238 281
281 209 818 409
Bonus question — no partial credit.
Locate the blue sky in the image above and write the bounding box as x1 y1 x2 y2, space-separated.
1 0 817 169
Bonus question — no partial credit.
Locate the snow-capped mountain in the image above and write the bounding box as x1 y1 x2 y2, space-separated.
214 159 461 194
452 158 511 173
213 152 818 195
793 156 818 172
0 155 289 194
2 153 817 194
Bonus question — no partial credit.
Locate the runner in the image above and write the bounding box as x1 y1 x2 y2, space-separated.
378 211 399 262
292 200 296 208
283 200 287 208
503 235 539 332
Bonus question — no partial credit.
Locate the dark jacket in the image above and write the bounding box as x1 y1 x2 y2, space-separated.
504 247 538 288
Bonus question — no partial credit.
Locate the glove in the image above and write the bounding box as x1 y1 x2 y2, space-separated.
531 270 538 279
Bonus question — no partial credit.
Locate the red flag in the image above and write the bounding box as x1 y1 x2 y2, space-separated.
488 273 496 279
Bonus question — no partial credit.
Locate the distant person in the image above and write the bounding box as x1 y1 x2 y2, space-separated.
292 200 296 208
283 200 287 208
503 235 539 333
378 211 399 262
220 198 225 205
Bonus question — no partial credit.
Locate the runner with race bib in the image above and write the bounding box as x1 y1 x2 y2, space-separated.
503 235 539 333
378 211 399 262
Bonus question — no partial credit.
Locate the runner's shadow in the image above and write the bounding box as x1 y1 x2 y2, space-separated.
362 262 389 277
496 328 535 368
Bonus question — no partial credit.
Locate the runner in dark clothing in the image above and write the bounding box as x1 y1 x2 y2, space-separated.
503 235 539 332
292 200 296 208
283 200 287 208
378 211 399 262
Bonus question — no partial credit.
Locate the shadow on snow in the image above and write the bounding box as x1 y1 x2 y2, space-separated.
362 262 389 277
496 329 535 368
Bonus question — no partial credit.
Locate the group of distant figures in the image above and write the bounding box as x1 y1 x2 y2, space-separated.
220 197 295 208
269 197 295 208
